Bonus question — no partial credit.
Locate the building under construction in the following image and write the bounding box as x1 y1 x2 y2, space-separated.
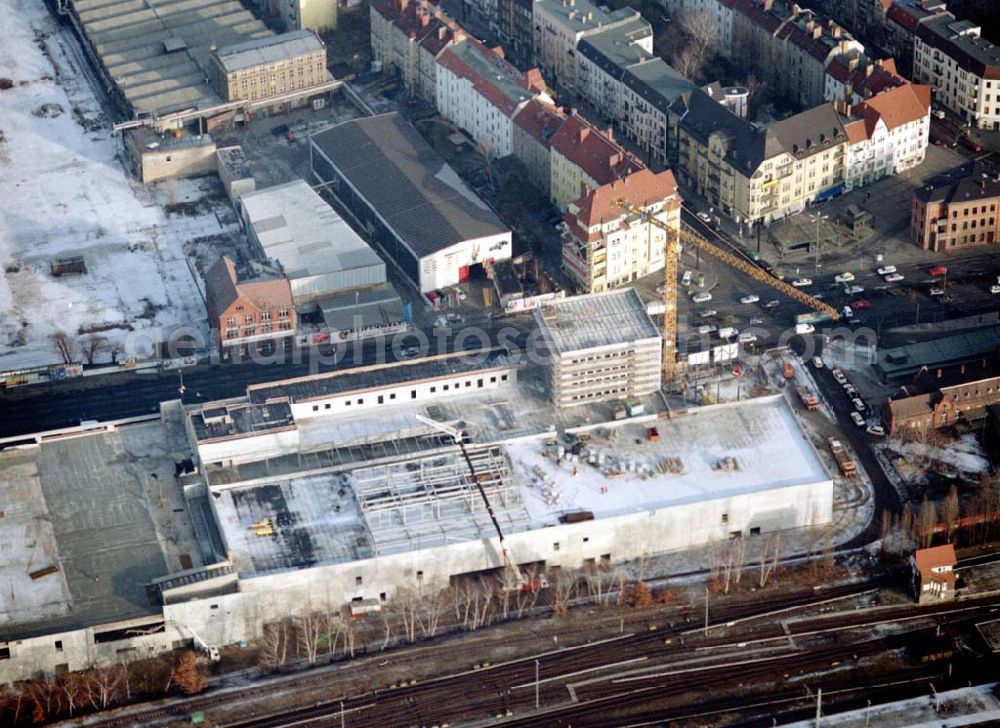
0 315 834 683
535 288 662 408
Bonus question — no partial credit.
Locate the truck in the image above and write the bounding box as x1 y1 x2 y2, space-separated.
796 386 819 411
795 311 832 326
828 438 857 477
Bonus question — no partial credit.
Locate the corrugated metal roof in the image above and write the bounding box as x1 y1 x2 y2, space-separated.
214 29 324 73
310 113 509 259
241 181 386 300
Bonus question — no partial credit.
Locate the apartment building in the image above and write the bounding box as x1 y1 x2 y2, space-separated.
436 38 550 158
910 13 1000 130
677 90 847 224
512 98 567 195
842 82 931 190
532 0 643 90
825 56 909 105
495 0 536 66
911 163 1000 250
278 0 337 34
576 15 654 125
549 113 645 210
205 257 295 355
883 0 946 78
561 169 681 293
370 0 462 104
209 31 327 105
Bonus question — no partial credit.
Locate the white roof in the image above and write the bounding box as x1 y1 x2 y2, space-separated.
534 288 661 354
214 30 324 73
241 180 385 292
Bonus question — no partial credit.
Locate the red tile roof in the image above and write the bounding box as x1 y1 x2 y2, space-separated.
843 118 867 144
513 98 566 147
853 82 930 133
436 38 545 117
550 114 645 187
914 544 956 577
571 168 680 233
205 257 293 319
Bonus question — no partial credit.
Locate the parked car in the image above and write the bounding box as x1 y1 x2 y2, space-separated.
681 270 693 286
876 265 897 276
990 285 1000 294
738 332 757 344
748 316 764 325
739 294 760 304
719 326 739 339
930 286 945 296
797 323 815 335
851 299 872 310
270 123 290 136
844 285 865 295
867 424 886 436
929 265 948 276
832 369 847 385
851 411 865 427
692 291 713 303
844 383 857 396
697 211 712 224
834 272 855 283
697 324 718 335
852 397 866 412
699 309 718 318
764 299 780 309
932 108 946 119
401 345 420 359
811 355 824 368
842 305 856 319
791 278 813 287
884 273 905 283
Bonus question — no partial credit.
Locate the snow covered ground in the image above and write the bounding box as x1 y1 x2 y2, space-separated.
0 1 234 370
885 432 990 481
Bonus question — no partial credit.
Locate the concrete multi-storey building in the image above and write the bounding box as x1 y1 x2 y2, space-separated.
277 0 337 34
677 89 847 224
535 288 662 407
209 30 327 105
910 163 1000 250
511 98 567 195
561 169 681 293
370 0 462 105
436 38 550 158
494 0 536 67
532 0 643 91
205 256 296 355
549 114 645 210
841 81 931 190
576 15 654 125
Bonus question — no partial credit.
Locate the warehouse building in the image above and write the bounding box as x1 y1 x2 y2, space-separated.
240 180 406 338
534 288 662 408
0 346 835 683
310 113 512 293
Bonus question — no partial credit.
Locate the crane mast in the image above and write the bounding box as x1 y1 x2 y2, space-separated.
614 199 839 383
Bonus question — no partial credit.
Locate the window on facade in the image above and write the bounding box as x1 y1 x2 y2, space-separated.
355 576 363 586
553 542 560 551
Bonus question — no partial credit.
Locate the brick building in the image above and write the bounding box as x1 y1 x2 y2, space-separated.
511 99 567 196
209 30 327 105
882 361 1000 435
911 544 956 603
205 257 296 355
911 164 1000 250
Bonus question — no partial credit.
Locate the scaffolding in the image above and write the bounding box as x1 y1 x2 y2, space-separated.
351 446 532 555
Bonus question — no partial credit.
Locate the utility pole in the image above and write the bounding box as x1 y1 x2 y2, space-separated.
704 587 709 637
815 687 822 727
340 700 345 728
865 698 871 727
535 659 540 709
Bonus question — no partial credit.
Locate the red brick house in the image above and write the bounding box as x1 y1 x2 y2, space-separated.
911 544 957 603
205 256 295 356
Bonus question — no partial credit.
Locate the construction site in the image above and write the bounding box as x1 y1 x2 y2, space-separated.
0 287 844 683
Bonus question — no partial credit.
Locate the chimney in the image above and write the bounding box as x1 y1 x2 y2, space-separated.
805 19 814 32
438 25 446 38
936 368 942 379
866 63 874 77
606 126 614 141
578 125 590 143
420 14 429 27
832 25 841 38
813 25 822 39
763 0 773 10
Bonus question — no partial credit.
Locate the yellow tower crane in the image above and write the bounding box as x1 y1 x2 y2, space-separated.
614 200 840 382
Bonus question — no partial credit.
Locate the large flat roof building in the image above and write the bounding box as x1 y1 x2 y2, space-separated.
209 30 328 104
310 112 512 293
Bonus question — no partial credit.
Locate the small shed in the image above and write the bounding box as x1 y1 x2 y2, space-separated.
911 544 957 603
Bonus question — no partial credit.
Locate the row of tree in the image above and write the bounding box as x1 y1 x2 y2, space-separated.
0 651 205 726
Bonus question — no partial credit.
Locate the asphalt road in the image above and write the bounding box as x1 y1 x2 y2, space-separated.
0 320 537 439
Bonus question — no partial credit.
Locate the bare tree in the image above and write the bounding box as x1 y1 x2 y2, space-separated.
417 589 446 638
673 10 719 83
51 331 75 363
549 568 578 617
258 622 283 672
83 663 122 710
745 72 767 106
79 333 108 365
758 533 781 588
918 496 937 548
942 485 960 541
25 673 59 721
475 136 497 194
296 609 327 664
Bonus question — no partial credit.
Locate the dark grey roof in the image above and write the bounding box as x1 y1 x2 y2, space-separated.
247 351 512 405
915 167 1000 205
874 326 1000 381
678 88 768 173
214 30 323 73
623 58 696 114
310 113 508 259
918 13 1000 76
578 17 654 79
768 103 846 160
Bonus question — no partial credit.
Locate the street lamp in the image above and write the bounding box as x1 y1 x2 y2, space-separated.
808 212 829 271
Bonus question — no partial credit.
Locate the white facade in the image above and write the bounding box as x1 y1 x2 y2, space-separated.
418 232 512 292
912 30 1000 130
436 62 519 158
844 119 893 192
660 0 734 49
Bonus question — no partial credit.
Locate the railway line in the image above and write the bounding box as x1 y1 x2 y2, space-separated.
217 591 1000 728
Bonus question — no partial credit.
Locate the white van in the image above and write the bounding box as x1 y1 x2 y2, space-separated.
719 327 739 339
